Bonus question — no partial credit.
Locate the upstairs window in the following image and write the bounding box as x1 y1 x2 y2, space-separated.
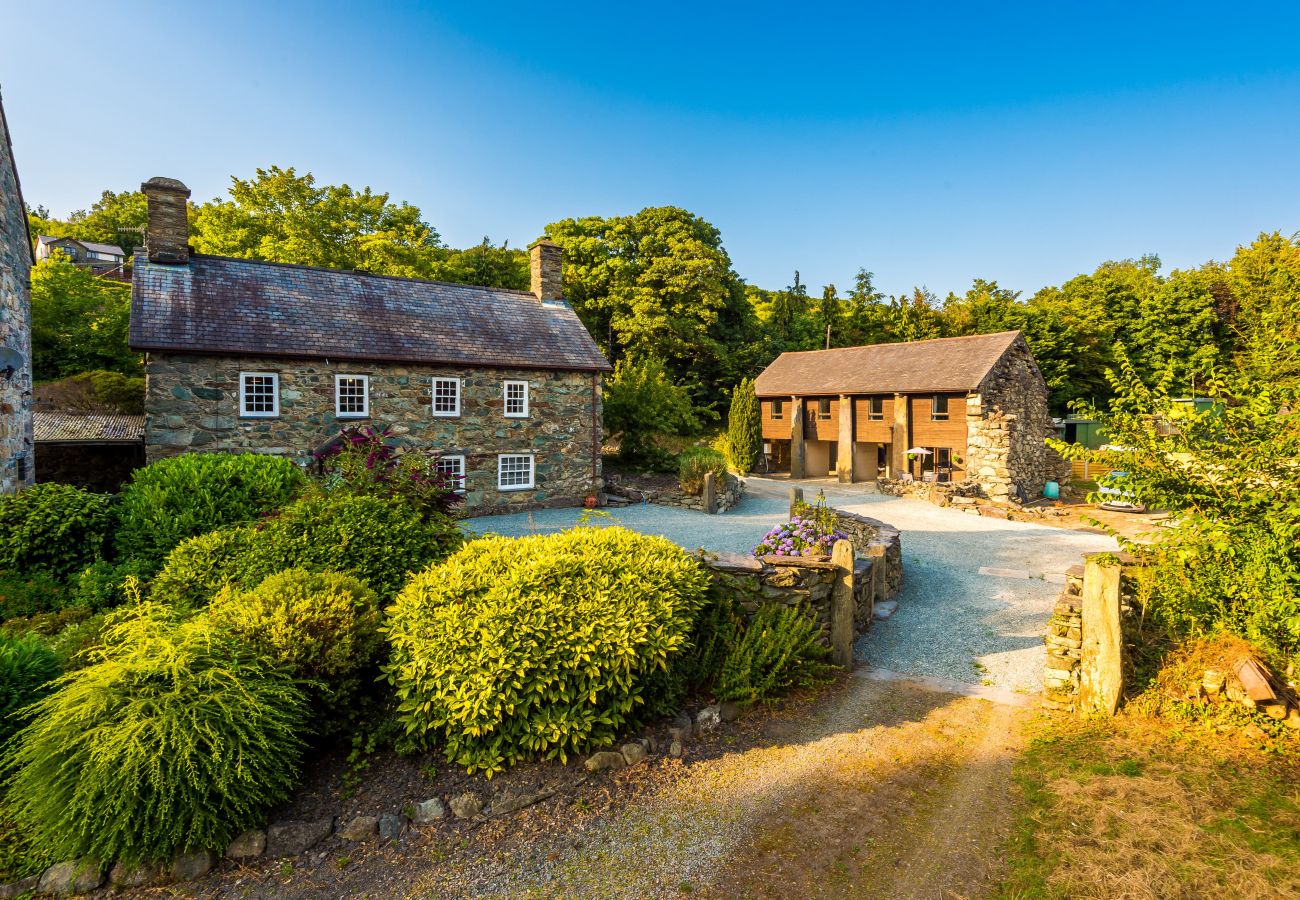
771 399 785 420
817 398 832 420
498 453 535 491
868 396 885 421
432 377 461 417
240 372 279 417
932 394 950 421
335 374 369 418
434 455 466 494
504 380 529 417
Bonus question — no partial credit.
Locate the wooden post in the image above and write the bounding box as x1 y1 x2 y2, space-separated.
703 471 718 514
830 539 855 669
836 394 855 483
790 396 806 479
890 393 908 478
1079 555 1123 715
788 486 804 517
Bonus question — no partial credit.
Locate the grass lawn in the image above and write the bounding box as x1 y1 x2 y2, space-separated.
1000 710 1300 898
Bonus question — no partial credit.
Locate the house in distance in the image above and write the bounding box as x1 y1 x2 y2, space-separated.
754 331 1062 502
129 176 611 514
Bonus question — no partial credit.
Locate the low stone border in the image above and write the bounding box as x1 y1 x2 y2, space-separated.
606 472 744 514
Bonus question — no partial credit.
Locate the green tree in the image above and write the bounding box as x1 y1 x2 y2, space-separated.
189 166 444 277
429 237 528 290
30 256 138 379
28 191 148 256
726 377 761 474
816 284 841 348
602 356 700 463
842 268 889 346
545 208 758 410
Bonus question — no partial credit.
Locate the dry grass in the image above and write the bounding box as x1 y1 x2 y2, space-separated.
1002 687 1300 898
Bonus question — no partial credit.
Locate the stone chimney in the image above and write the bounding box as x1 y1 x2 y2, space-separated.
529 238 563 302
140 176 192 264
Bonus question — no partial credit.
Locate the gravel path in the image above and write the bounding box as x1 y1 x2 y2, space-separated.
471 477 1116 693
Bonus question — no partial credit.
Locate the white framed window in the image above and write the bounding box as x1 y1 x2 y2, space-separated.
432 377 461 417
239 372 279 417
434 454 466 494
497 453 535 491
503 380 529 417
335 374 370 418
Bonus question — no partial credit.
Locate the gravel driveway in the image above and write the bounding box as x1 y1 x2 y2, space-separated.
470 477 1116 693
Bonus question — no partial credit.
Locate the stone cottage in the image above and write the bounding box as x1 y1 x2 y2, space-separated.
754 331 1063 501
0 90 34 493
129 177 611 514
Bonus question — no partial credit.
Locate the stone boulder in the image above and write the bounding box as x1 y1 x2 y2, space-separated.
266 818 333 857
38 859 104 895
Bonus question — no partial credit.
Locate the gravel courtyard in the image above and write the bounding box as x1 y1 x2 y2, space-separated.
470 477 1116 693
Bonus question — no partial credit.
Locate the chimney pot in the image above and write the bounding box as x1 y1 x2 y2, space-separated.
529 238 563 303
141 176 192 265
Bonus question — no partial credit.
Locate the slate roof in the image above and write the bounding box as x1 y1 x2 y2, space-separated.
130 252 611 372
38 235 126 257
754 331 1023 396
34 412 145 443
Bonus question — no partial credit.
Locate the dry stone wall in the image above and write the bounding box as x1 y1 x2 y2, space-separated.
702 507 904 645
965 336 1067 502
144 353 602 515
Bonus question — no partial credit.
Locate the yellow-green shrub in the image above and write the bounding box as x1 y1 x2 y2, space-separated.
384 527 709 776
149 525 256 611
678 447 728 496
209 569 380 679
2 603 306 866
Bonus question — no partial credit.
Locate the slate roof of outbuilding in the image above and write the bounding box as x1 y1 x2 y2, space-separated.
754 331 1023 396
129 252 612 372
37 235 126 257
34 412 145 443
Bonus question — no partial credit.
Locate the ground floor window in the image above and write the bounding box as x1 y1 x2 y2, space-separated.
497 453 535 490
434 454 466 493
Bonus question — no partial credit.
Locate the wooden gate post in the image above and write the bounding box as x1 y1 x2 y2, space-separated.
703 471 718 514
830 539 855 669
1078 554 1123 715
788 486 804 517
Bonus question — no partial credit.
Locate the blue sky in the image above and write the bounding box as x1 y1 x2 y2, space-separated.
4 1 1298 298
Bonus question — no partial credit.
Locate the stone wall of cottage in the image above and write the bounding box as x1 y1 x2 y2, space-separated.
144 353 602 514
964 337 1066 502
0 114 33 495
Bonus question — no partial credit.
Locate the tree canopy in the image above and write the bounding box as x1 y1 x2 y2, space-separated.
24 168 1297 427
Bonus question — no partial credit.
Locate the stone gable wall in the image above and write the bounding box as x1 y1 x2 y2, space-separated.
144 353 602 514
0 112 33 494
964 337 1067 502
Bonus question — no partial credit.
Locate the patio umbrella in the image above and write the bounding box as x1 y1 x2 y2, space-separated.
905 447 932 455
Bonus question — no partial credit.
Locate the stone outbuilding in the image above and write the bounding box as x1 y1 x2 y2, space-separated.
754 331 1063 502
129 176 611 514
0 90 34 493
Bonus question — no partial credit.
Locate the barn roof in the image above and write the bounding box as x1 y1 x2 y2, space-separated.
754 331 1023 396
130 252 611 372
34 412 145 443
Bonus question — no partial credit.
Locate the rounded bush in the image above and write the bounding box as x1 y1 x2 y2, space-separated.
2 604 307 866
0 634 61 745
115 453 306 569
0 484 114 580
149 525 257 612
678 447 728 496
385 527 710 776
246 493 462 600
209 569 381 681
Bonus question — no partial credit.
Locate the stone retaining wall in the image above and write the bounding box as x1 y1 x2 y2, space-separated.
702 507 904 646
606 472 744 514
